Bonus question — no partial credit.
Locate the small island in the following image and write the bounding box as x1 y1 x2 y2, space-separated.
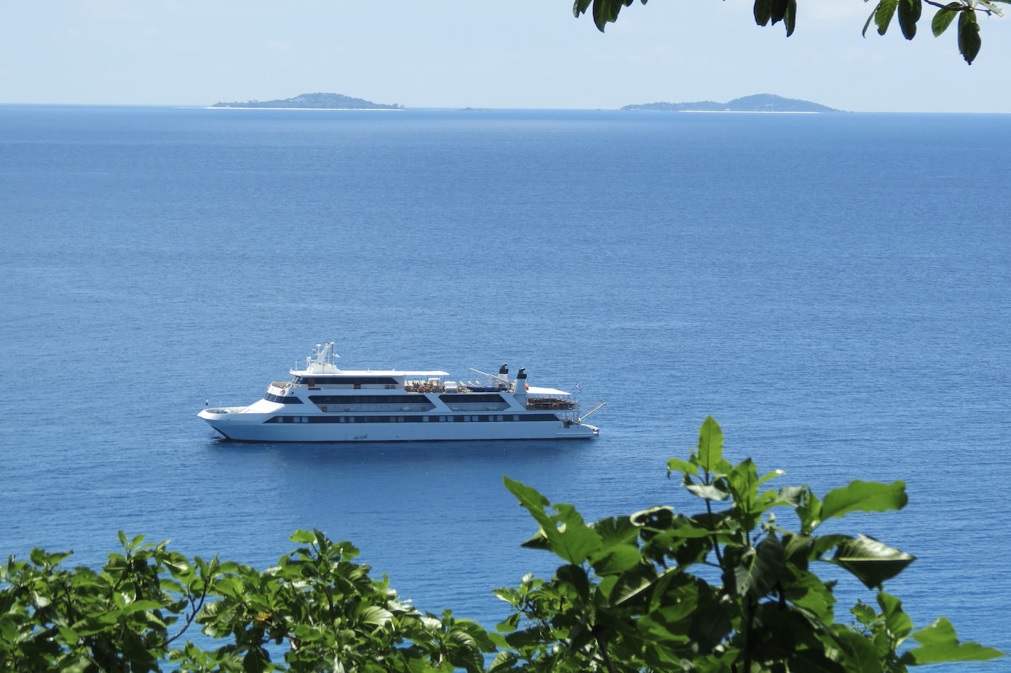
210 92 402 110
622 94 841 113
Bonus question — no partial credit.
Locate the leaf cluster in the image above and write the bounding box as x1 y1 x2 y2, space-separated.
0 532 216 672
572 0 1010 64
1 530 493 673
492 416 1003 673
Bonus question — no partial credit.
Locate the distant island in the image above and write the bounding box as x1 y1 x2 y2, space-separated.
210 92 402 110
622 94 842 113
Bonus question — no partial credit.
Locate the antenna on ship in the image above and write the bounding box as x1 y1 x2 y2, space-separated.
578 401 607 424
470 364 511 386
325 341 340 367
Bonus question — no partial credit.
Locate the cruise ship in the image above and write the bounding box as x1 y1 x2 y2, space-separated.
198 343 603 442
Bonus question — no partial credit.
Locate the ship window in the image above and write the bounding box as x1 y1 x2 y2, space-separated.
265 393 303 404
309 395 427 406
295 375 401 386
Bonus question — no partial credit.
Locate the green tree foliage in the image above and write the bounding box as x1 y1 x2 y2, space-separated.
0 530 493 672
0 417 1003 671
571 0 1010 64
491 417 1003 673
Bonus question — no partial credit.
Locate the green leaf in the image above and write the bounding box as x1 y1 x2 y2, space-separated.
583 0 635 32
797 489 824 534
242 647 268 673
754 0 772 26
592 543 641 575
877 590 913 642
630 505 675 530
593 514 639 544
610 563 667 608
783 567 838 624
932 3 961 36
821 480 907 522
897 0 921 39
556 564 591 601
832 628 885 673
958 9 981 64
734 535 785 599
911 615 959 646
118 599 166 615
489 650 519 673
863 7 876 37
875 0 899 35
904 641 1006 664
770 0 788 24
359 605 393 628
504 477 603 564
551 503 604 565
504 476 550 513
573 0 592 18
688 585 734 651
289 529 317 544
901 617 1004 663
666 456 696 477
29 548 55 567
696 416 726 476
727 458 760 507
685 483 728 501
759 468 786 486
831 535 915 589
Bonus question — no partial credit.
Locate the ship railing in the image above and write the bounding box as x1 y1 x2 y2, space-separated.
526 398 579 410
404 383 447 393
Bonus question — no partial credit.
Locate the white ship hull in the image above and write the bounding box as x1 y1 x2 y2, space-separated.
198 408 598 443
198 343 603 444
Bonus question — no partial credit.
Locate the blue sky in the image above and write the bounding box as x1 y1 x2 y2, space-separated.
3 1 1010 112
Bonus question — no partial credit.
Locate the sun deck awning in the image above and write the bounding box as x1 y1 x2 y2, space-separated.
526 386 571 396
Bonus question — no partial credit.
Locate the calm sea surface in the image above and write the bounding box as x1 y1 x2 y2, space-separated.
1 106 1008 667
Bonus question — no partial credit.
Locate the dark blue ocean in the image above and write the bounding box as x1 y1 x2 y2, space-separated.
1 106 1008 667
